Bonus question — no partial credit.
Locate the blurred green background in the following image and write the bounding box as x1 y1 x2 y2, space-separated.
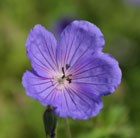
0 0 140 138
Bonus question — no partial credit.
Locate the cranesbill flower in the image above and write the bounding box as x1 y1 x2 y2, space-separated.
22 20 122 119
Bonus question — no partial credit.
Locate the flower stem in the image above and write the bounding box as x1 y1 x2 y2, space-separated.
65 118 72 138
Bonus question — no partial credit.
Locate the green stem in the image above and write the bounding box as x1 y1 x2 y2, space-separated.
65 118 72 138
55 123 57 138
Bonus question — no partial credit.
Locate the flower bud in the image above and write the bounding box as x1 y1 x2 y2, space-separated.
43 106 57 138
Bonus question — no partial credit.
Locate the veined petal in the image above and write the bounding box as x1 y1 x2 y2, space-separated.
22 70 103 119
56 20 105 69
26 24 58 77
54 84 103 119
71 52 122 96
22 70 60 106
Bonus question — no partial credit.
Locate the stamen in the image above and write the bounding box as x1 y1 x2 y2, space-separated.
66 78 72 83
61 66 72 84
62 67 65 75
61 75 65 79
66 64 70 70
69 79 72 83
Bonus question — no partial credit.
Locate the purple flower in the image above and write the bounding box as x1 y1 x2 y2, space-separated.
22 20 122 119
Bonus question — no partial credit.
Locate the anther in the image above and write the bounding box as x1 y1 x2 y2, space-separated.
66 64 70 70
62 67 65 75
61 75 65 79
69 79 72 83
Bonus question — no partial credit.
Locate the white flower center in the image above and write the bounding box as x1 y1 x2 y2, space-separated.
52 69 72 90
56 76 69 89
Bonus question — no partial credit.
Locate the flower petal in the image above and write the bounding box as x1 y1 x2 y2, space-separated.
54 84 103 119
22 70 60 106
22 70 103 119
26 24 58 77
56 20 105 69
71 52 122 96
